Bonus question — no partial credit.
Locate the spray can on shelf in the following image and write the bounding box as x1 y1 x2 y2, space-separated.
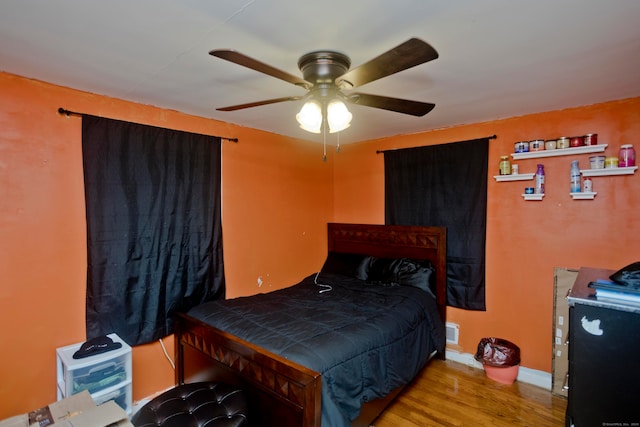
570 160 581 193
535 164 545 194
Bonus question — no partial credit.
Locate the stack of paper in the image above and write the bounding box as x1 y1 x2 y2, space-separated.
589 279 640 304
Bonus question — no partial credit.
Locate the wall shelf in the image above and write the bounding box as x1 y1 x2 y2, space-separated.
580 166 637 177
570 191 597 200
522 193 544 201
503 139 635 200
511 144 607 160
493 172 535 182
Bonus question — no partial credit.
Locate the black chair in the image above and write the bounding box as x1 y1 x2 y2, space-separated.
131 382 248 427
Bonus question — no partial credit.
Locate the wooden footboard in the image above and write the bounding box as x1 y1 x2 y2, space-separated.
174 223 447 427
175 312 322 427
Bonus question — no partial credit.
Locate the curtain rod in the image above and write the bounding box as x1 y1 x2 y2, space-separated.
376 134 497 154
57 107 239 143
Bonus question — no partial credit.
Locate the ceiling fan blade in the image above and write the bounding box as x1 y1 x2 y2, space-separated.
210 49 312 89
217 96 302 112
347 93 435 116
336 38 438 89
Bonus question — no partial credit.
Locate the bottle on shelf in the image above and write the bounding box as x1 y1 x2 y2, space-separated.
499 155 511 175
535 164 545 194
583 176 593 192
570 160 581 192
619 144 636 167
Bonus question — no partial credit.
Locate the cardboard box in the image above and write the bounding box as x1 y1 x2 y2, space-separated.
552 267 578 398
0 391 132 427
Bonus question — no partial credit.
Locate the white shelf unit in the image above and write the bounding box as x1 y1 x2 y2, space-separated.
570 191 597 200
56 333 132 414
522 193 544 201
510 144 607 160
501 142 636 201
580 166 638 177
567 166 636 200
493 172 535 182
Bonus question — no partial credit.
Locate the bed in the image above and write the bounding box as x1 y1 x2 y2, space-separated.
174 223 447 427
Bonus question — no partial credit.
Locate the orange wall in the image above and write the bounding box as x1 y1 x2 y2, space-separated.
0 72 333 417
332 97 640 372
1 69 639 418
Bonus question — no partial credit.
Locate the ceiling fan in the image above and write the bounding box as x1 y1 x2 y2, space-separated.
210 38 438 135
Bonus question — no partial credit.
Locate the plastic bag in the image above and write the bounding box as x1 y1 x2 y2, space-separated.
474 337 520 367
610 261 640 290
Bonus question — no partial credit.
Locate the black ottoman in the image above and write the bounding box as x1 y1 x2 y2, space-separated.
131 382 248 427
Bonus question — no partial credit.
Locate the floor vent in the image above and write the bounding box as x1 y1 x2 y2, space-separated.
445 322 459 345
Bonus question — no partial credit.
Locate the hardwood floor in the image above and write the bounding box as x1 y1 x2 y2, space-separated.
373 359 567 427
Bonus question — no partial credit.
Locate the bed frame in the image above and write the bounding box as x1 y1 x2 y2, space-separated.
174 223 447 427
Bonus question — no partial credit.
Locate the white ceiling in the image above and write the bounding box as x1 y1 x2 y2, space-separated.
1 0 639 144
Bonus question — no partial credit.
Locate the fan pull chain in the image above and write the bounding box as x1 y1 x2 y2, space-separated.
322 122 327 162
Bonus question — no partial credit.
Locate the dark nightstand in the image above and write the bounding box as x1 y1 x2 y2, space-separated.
565 267 640 427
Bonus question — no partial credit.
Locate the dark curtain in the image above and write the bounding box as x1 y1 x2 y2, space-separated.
384 138 489 310
82 115 225 346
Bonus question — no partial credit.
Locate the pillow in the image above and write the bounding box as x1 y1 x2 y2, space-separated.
366 257 403 285
366 257 435 296
319 251 370 280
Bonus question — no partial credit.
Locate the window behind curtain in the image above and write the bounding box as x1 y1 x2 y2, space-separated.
82 115 225 346
384 138 489 310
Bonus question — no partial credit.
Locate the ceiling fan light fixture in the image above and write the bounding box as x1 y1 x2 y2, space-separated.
212 38 439 142
327 99 352 133
296 100 322 133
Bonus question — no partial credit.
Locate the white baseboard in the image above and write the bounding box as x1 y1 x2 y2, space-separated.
445 349 552 390
131 398 149 416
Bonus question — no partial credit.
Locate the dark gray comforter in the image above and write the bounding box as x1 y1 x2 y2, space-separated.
187 272 445 426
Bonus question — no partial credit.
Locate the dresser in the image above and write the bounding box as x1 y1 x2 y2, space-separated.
566 267 640 427
56 333 132 414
